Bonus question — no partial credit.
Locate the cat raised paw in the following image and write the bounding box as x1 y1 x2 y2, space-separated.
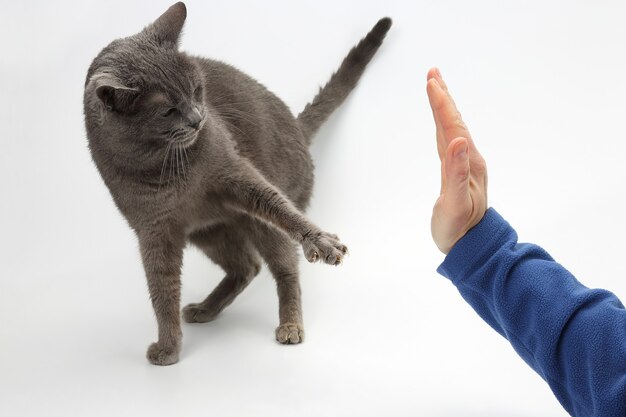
302 232 348 265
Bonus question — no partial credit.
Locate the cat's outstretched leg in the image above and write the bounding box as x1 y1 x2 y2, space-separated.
183 224 261 323
250 221 304 344
223 161 348 266
138 228 185 366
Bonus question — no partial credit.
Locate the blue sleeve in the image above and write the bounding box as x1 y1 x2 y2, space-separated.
437 208 626 417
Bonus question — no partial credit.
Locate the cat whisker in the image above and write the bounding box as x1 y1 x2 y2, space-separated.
175 145 181 181
177 146 184 180
171 130 185 139
181 144 190 173
177 144 186 180
158 141 174 191
168 141 175 185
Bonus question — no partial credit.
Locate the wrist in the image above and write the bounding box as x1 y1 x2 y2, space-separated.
437 208 512 282
433 207 488 254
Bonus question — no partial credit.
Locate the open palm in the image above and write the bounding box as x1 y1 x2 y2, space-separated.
426 68 488 254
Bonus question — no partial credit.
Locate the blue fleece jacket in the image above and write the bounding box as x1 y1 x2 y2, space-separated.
437 208 626 416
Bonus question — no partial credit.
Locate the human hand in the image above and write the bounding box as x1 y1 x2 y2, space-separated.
426 68 488 254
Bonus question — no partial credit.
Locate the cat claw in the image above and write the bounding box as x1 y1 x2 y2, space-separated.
302 232 347 265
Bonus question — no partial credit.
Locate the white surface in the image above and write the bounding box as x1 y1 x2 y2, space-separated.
1 1 625 416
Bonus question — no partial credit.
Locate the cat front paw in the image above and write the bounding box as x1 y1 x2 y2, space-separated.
146 341 181 366
302 232 348 265
275 323 305 344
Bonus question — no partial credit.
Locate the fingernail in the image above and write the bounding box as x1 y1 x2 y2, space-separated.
435 67 442 78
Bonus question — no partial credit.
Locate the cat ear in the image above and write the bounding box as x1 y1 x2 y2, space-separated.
92 74 139 113
150 2 187 47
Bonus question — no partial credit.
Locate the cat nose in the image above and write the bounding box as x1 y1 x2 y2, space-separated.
187 109 202 130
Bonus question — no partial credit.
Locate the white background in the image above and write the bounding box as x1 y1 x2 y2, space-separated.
2 1 625 416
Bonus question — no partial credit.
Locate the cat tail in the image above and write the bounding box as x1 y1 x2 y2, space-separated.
296 17 392 143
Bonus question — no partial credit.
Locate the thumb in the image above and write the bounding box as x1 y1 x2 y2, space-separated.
444 137 470 207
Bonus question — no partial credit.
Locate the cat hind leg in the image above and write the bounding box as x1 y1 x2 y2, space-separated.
184 225 261 323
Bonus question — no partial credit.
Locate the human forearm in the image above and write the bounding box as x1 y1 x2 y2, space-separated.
438 208 626 417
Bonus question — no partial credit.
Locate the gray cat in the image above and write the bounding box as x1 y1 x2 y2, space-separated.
83 2 391 365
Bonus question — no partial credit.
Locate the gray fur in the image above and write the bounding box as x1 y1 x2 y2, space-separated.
298 17 392 140
83 2 391 365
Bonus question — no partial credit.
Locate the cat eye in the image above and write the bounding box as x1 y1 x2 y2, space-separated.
193 86 203 100
161 107 178 117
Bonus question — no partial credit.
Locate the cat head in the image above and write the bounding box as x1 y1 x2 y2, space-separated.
84 2 206 164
